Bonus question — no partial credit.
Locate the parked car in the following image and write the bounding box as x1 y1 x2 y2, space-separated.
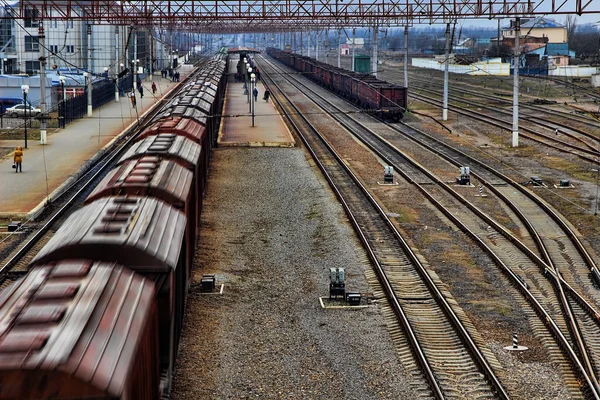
5 104 41 117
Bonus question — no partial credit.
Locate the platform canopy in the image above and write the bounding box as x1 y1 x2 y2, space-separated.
9 1 600 31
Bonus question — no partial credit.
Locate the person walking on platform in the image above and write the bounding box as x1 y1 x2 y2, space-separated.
138 84 144 98
130 92 136 108
263 90 270 102
13 146 23 173
152 82 157 95
253 87 258 101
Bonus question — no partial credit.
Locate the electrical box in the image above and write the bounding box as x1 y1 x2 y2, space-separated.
531 176 543 186
384 166 394 183
200 274 216 292
346 292 361 306
560 180 570 187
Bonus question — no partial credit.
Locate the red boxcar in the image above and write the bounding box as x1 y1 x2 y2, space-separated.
138 117 210 196
119 134 203 205
0 261 160 399
31 197 188 396
86 158 197 269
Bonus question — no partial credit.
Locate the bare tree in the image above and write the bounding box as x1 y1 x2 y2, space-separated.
565 15 578 42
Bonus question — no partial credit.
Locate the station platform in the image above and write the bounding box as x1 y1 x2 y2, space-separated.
0 65 194 218
218 59 294 147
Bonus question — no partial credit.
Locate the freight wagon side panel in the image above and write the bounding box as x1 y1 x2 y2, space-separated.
357 81 380 109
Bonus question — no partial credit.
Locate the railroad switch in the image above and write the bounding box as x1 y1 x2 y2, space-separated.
559 180 571 187
329 267 346 299
383 166 394 184
8 221 21 232
200 274 216 292
456 166 471 185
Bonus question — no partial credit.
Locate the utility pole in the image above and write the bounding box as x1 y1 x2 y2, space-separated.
115 26 119 102
133 28 138 92
372 24 379 78
39 22 47 144
337 28 341 68
404 26 409 89
443 23 450 121
512 18 520 147
87 24 92 117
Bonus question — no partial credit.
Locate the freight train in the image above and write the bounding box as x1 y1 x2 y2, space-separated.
0 53 227 400
266 47 408 120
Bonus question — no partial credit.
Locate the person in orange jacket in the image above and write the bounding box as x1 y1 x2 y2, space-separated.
13 146 23 173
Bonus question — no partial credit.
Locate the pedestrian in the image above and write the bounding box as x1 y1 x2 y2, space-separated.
263 90 270 102
152 82 157 94
253 87 258 101
13 146 23 173
138 84 144 98
555 128 559 136
130 92 136 108
176 71 180 82
136 76 142 88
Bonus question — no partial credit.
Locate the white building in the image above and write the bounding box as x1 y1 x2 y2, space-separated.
1 2 175 77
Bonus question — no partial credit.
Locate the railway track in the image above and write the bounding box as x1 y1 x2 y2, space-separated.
379 68 600 163
0 58 211 287
262 54 600 398
261 55 509 400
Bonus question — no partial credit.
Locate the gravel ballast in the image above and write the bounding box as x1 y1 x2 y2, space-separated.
171 146 421 399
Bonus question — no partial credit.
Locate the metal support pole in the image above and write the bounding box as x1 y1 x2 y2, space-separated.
512 18 520 147
316 30 319 61
372 25 379 78
133 28 138 92
39 22 47 144
352 28 356 72
21 87 28 148
87 24 92 117
149 29 154 82
115 26 119 102
337 29 341 68
442 23 450 121
251 76 255 127
404 26 409 89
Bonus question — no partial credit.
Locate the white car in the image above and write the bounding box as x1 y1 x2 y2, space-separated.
6 104 41 117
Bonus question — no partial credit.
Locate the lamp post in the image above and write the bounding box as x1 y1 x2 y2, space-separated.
133 59 139 91
250 72 256 127
59 76 66 129
247 67 253 111
21 84 28 148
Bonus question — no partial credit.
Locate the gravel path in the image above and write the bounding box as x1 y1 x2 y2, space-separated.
171 147 421 399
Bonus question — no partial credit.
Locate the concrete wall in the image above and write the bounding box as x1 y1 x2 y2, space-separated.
549 66 600 77
412 58 511 76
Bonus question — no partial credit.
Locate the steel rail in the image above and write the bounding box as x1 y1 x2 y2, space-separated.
262 55 510 400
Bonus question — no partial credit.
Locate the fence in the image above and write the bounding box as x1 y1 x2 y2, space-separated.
58 75 134 128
